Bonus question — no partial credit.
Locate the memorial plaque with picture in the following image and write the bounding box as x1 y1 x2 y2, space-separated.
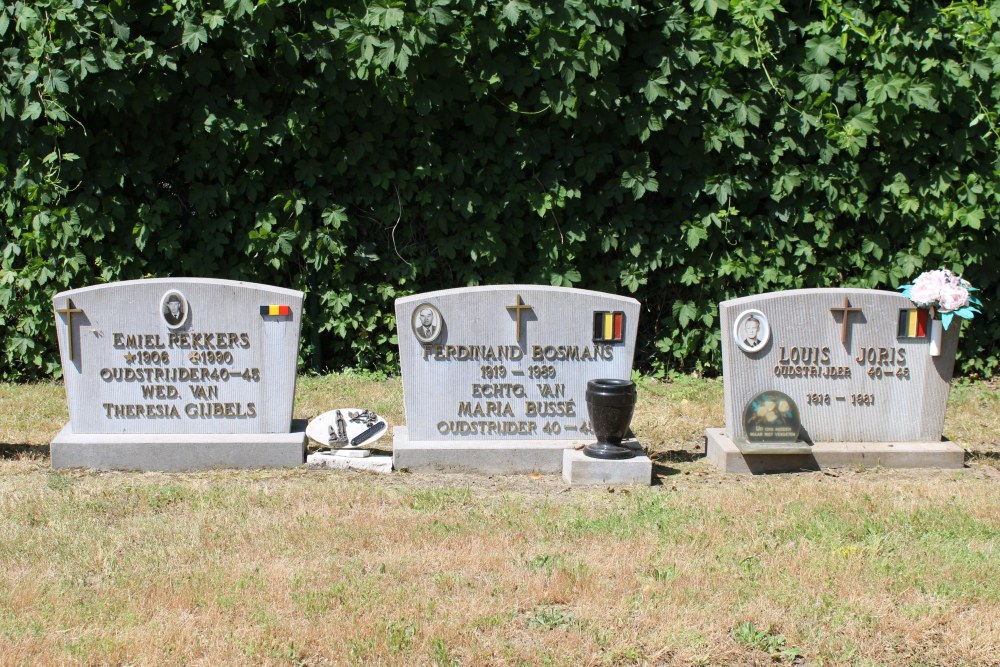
51 278 306 471
742 390 801 443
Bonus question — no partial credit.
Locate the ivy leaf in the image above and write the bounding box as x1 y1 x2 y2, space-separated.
685 225 708 250
426 7 453 27
969 59 991 81
395 45 410 73
47 69 69 93
68 50 100 78
20 100 41 121
276 231 295 255
907 81 939 112
674 301 697 328
800 68 832 93
182 20 208 53
322 205 348 229
861 238 884 260
104 50 125 71
806 35 842 67
502 1 524 24
111 20 131 41
223 0 254 18
203 11 225 31
846 107 876 133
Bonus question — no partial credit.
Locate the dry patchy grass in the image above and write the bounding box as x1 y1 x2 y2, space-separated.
1 375 999 665
0 462 998 666
0 382 67 447
944 380 1000 464
296 373 405 430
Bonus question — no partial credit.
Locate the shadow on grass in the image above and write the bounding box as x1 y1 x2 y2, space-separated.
653 449 704 464
650 462 680 484
0 444 50 459
649 450 705 483
968 451 1000 464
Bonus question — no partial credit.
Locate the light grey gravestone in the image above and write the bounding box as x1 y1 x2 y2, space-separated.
50 278 307 471
705 287 965 473
393 285 648 478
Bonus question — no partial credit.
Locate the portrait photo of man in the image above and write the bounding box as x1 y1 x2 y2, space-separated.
733 309 769 353
411 304 442 343
161 291 188 328
742 315 762 348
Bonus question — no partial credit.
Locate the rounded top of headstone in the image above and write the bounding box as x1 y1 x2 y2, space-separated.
719 287 903 309
742 390 801 443
53 277 302 302
395 284 639 307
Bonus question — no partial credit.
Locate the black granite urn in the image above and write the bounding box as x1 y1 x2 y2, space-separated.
583 379 637 460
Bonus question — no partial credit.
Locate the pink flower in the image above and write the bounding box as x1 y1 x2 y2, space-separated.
939 283 969 311
909 270 949 305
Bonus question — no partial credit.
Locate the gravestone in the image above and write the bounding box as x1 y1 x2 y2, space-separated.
51 278 306 471
393 285 648 479
706 288 965 473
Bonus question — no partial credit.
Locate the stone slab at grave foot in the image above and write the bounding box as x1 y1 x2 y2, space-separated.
705 429 963 474
51 278 306 471
393 285 649 482
562 438 651 485
307 451 393 474
706 288 965 474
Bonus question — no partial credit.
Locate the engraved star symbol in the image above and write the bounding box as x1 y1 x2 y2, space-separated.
124 352 137 364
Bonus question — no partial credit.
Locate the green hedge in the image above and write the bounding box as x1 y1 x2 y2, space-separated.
2 0 998 379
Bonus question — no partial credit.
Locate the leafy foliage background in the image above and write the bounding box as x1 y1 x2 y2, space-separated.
2 0 998 379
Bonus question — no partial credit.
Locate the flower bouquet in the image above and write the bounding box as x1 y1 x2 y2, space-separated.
898 269 981 356
898 269 981 329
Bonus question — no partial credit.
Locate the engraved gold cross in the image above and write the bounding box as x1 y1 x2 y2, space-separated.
55 299 83 362
506 294 533 343
830 296 862 344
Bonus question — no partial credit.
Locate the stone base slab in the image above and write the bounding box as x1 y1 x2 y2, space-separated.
705 428 965 474
319 448 371 458
562 439 651 486
393 426 578 474
737 441 813 455
51 421 307 472
307 452 392 473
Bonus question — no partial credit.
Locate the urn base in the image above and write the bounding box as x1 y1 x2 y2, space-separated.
583 442 636 460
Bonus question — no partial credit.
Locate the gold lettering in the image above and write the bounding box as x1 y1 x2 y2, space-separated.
103 403 180 418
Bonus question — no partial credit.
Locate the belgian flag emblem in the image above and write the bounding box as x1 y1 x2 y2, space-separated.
593 311 625 343
261 305 292 317
897 308 929 339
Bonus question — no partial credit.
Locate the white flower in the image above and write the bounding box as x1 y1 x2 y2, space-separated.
909 270 949 305
939 283 969 312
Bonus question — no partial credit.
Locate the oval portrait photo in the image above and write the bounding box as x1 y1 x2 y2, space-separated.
411 303 443 343
160 290 189 329
733 308 769 353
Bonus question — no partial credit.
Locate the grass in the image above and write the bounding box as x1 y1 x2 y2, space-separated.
0 374 999 665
